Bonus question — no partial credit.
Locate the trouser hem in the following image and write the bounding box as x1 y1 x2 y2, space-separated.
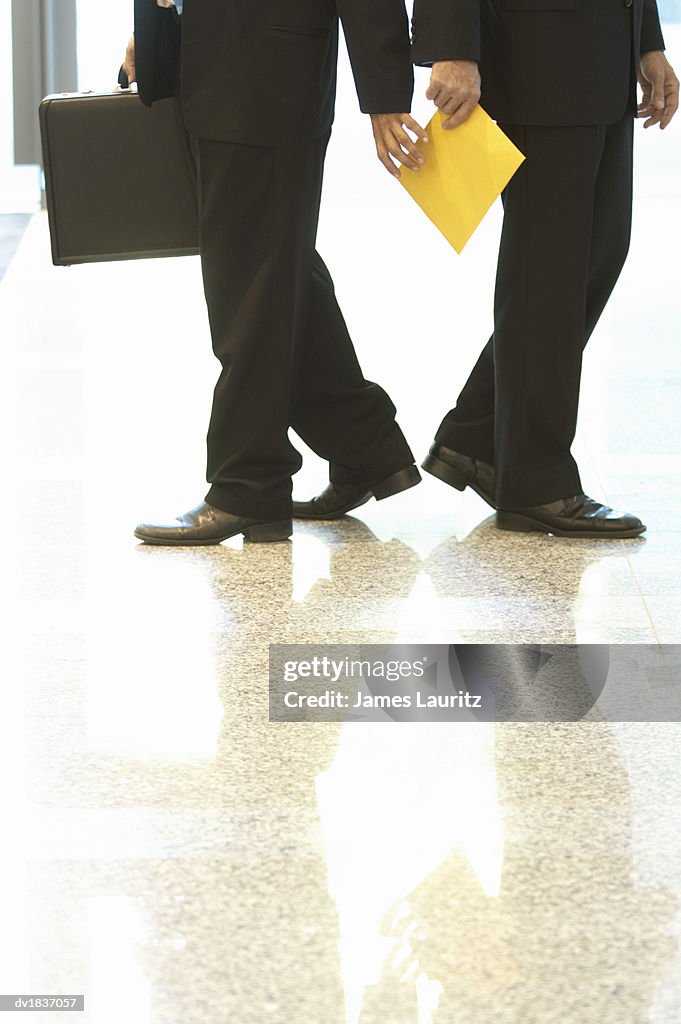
434 424 495 467
329 452 415 488
495 466 583 509
205 485 292 521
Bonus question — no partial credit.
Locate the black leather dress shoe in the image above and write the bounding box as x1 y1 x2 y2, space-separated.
292 464 421 520
422 444 496 508
134 501 292 546
496 495 646 538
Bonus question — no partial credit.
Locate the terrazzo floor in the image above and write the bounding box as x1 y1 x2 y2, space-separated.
1 36 681 1024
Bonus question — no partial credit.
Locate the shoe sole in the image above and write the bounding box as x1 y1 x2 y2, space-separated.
293 465 422 521
421 452 496 509
134 519 293 546
495 510 646 539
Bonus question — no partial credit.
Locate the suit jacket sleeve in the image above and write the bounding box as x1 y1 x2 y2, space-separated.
336 0 414 113
411 0 480 67
134 0 181 107
640 0 665 55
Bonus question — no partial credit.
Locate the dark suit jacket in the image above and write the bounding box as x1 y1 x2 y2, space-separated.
411 0 666 125
134 0 414 146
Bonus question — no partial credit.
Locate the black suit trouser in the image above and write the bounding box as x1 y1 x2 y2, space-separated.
193 132 413 521
435 110 634 508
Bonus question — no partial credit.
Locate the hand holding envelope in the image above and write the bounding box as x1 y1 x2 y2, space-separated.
398 105 525 253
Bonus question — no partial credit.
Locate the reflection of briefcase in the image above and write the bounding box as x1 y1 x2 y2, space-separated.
39 89 199 266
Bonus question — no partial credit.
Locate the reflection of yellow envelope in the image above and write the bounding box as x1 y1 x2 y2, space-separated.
399 105 525 253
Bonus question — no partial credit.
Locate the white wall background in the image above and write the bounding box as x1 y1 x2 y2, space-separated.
76 0 134 92
0 0 41 211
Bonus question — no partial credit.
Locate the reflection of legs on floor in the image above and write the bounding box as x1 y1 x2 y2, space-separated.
433 112 634 511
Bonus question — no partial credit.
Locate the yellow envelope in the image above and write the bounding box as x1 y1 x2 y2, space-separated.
399 105 525 253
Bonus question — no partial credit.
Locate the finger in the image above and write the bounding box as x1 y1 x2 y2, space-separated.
387 139 421 172
643 103 664 126
402 114 429 143
377 146 401 179
442 96 478 130
442 104 465 129
650 72 666 110
660 110 673 129
395 129 426 165
661 91 679 129
437 93 464 115
425 82 441 103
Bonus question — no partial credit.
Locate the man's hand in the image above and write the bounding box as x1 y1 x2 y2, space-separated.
638 51 679 129
370 113 429 178
426 60 481 130
122 35 136 86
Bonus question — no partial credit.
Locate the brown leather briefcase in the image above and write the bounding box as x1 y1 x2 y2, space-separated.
39 89 199 266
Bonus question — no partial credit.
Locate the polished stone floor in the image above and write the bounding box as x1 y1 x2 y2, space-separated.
1 42 681 1022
